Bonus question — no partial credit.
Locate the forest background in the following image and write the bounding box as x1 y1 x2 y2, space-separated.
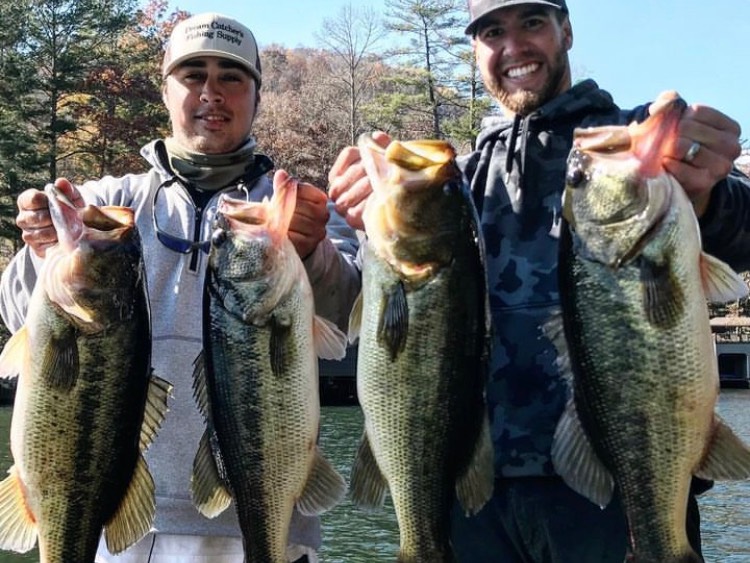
0 0 748 325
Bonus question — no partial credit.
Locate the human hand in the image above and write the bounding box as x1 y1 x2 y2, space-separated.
276 170 330 260
16 178 84 258
328 131 391 231
650 91 742 217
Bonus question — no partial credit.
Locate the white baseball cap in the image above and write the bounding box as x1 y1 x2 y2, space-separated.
162 13 262 86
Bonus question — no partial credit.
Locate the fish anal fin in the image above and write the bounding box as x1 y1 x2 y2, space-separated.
349 432 388 509
551 400 614 508
695 414 750 480
139 374 172 452
313 315 348 361
455 412 495 516
378 281 408 361
0 327 30 379
0 465 37 553
700 252 749 304
103 455 155 554
191 431 232 518
296 447 347 516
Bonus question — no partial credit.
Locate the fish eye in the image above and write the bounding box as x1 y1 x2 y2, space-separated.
211 228 227 247
567 166 585 188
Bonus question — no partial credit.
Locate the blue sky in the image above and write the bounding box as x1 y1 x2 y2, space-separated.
154 0 750 145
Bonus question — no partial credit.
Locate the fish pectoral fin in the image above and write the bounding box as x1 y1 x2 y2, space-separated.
378 281 408 361
296 447 347 516
0 466 37 553
104 455 155 554
349 432 388 509
191 431 232 518
313 315 348 361
455 411 495 516
139 374 172 452
270 321 291 378
639 258 684 329
695 414 750 480
0 326 30 379
551 400 614 508
700 252 750 304
347 292 363 344
42 331 79 390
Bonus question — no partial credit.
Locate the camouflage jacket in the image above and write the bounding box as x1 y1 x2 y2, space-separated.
458 79 750 477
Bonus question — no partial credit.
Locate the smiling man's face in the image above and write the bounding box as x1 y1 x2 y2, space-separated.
473 5 572 116
163 56 258 154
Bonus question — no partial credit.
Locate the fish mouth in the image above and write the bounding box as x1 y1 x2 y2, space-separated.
379 137 459 190
573 97 687 177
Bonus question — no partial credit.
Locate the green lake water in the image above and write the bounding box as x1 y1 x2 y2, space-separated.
0 392 748 561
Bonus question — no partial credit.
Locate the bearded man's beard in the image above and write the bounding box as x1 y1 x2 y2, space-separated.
484 50 569 116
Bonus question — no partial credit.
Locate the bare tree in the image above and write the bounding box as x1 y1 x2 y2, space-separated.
315 4 387 144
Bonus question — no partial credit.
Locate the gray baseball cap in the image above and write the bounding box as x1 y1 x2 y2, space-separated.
465 0 568 35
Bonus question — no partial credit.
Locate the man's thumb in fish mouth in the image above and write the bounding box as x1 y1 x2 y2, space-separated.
52 177 85 209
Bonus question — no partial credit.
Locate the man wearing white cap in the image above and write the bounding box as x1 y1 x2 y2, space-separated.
0 12 360 563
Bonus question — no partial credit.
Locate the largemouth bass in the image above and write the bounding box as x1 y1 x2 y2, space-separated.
550 97 750 563
348 135 494 563
191 174 348 562
0 186 171 562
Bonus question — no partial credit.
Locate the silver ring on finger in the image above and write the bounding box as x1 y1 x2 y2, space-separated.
684 140 701 163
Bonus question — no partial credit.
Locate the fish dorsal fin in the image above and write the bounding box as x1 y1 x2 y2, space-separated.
139 374 172 452
0 326 30 379
347 292 363 344
103 455 155 554
455 411 495 516
349 432 388 508
191 430 233 518
295 447 347 516
551 399 614 509
0 465 37 553
695 415 750 480
700 252 749 304
313 315 348 361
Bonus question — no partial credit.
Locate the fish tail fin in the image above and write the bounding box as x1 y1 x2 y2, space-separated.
455 412 494 516
103 455 155 554
0 465 37 553
191 431 232 518
296 447 347 516
349 432 389 509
